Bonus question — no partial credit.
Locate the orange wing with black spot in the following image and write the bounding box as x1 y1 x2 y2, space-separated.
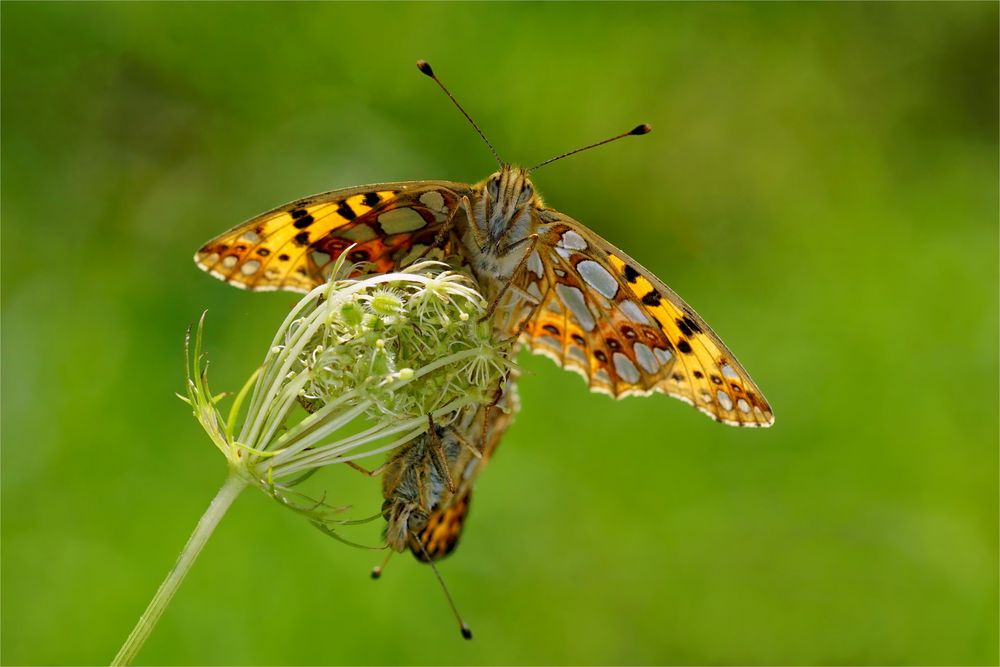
513 212 773 427
409 490 472 562
194 181 472 292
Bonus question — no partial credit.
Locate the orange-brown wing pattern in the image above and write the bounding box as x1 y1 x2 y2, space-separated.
409 490 472 562
513 213 773 427
194 181 472 292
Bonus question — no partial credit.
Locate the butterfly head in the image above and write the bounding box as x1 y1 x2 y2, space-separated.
382 497 429 552
479 164 539 252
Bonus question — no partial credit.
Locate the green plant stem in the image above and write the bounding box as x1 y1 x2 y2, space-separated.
111 472 248 666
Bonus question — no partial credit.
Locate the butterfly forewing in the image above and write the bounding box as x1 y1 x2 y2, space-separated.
194 181 472 292
511 211 774 427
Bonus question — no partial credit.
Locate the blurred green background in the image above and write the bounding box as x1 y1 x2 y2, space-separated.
2 3 997 665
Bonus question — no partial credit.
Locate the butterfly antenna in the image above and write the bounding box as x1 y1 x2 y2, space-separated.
370 550 394 579
528 123 652 173
412 533 473 640
417 59 503 167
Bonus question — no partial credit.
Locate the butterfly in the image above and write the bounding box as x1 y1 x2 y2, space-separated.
333 382 516 640
379 382 517 562
195 59 773 428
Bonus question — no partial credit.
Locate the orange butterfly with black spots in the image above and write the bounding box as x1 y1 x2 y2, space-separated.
196 66 772 488
196 65 772 427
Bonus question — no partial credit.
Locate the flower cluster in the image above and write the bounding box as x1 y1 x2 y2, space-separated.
182 257 514 520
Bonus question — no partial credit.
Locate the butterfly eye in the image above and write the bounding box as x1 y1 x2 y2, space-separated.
517 184 534 205
486 177 500 200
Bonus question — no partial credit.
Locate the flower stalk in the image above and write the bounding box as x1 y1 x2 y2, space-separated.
110 472 246 667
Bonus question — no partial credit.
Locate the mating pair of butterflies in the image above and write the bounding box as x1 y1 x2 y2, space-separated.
194 60 773 566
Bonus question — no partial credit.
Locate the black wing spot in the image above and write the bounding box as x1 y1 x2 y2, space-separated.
731 383 743 393
257 248 270 256
571 333 586 346
278 254 290 261
621 326 637 340
350 249 370 262
594 350 608 363
641 290 662 307
681 315 702 334
606 338 621 350
623 264 641 283
672 372 684 382
711 375 723 385
543 324 560 335
337 200 357 220
293 214 315 229
294 232 310 246
363 192 382 207
693 370 703 379
290 208 309 219
677 340 693 354
676 318 693 337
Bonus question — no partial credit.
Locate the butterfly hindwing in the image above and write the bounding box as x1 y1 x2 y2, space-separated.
409 490 472 562
194 181 472 292
516 214 773 427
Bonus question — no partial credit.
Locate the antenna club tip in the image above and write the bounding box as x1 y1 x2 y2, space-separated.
631 123 652 136
370 567 382 580
416 60 435 77
461 624 473 640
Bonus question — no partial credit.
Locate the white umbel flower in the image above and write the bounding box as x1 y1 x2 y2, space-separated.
184 257 514 514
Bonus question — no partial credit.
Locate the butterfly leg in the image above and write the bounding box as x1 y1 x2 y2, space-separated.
459 195 488 251
448 427 484 461
427 414 458 495
477 381 510 456
475 400 499 459
410 197 464 266
415 195 483 266
344 460 390 478
431 197 465 249
479 234 539 323
492 285 544 347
